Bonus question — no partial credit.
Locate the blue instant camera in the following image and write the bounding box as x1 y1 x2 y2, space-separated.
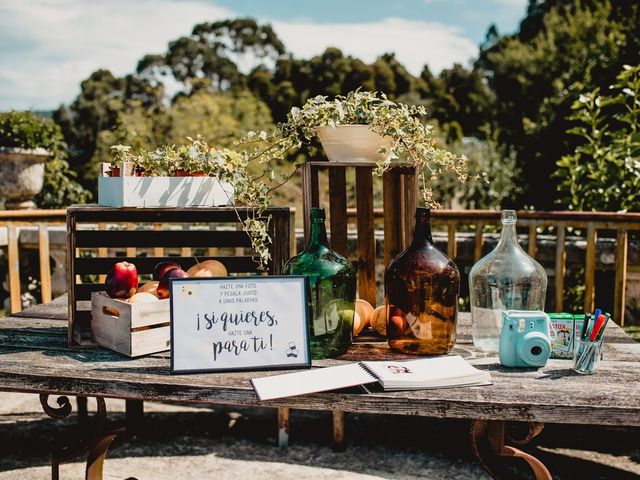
499 311 552 368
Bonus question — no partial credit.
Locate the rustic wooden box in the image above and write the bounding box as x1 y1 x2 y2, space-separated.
98 176 234 208
91 292 170 357
67 205 292 348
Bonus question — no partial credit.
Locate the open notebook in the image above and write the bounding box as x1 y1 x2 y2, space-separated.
251 355 492 401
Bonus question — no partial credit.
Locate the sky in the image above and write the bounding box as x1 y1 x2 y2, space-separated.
0 0 529 111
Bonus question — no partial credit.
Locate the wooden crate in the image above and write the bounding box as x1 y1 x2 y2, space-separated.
98 176 234 208
91 292 170 357
301 161 417 306
67 205 291 347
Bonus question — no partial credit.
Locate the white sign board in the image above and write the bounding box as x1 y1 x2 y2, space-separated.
170 276 311 373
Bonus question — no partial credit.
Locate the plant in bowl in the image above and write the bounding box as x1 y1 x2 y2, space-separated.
110 137 273 269
238 90 481 207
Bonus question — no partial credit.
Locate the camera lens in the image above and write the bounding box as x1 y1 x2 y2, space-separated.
531 345 542 356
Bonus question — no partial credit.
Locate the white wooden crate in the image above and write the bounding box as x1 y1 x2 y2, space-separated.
98 176 234 208
91 291 170 357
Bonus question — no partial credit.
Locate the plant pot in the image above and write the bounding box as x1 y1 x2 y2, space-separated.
111 167 120 177
0 147 49 209
316 125 393 163
174 169 207 177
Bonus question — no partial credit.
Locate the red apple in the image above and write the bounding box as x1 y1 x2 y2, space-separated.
157 268 189 299
153 261 182 281
105 261 138 299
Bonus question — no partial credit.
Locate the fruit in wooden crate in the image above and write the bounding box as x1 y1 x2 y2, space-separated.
128 292 159 303
153 261 182 281
157 268 189 299
105 261 138 299
186 259 228 277
137 281 159 297
371 305 387 336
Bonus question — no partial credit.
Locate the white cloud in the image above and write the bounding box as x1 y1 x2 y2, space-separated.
0 0 234 110
0 1 478 110
273 17 477 76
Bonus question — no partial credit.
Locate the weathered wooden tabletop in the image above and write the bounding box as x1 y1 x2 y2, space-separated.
1 303 639 428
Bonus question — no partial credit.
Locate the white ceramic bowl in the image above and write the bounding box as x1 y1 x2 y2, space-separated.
316 125 393 163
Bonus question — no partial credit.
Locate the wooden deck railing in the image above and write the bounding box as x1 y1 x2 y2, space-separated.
0 208 297 315
346 209 640 326
2 208 638 325
0 210 67 313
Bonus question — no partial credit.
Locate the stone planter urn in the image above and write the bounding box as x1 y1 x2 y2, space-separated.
0 147 49 209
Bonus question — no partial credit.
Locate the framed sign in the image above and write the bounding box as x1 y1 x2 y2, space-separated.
170 276 311 374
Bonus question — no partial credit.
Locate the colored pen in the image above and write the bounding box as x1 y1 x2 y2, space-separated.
580 313 591 341
589 314 607 341
595 314 610 342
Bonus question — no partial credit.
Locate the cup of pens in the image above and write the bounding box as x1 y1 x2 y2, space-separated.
573 309 609 375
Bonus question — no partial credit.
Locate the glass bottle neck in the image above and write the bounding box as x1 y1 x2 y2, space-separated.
410 218 433 248
496 222 520 251
308 219 329 247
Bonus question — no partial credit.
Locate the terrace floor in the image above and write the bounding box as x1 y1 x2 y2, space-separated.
1 393 639 479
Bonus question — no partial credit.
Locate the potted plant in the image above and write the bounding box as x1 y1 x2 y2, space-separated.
0 111 55 209
108 137 273 269
238 89 480 208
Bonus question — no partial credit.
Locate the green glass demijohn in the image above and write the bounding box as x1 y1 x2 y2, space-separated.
283 207 357 359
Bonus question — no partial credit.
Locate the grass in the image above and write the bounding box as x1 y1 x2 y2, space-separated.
623 326 640 342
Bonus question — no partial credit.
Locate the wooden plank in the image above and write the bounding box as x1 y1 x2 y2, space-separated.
68 206 290 224
277 407 289 448
584 224 597 313
447 223 457 260
98 223 109 283
614 229 628 326
74 256 260 275
328 167 348 257
271 210 291 275
554 224 566 312
37 223 52 304
7 223 21 314
355 167 376 305
126 223 136 258
67 211 77 346
301 163 319 243
154 224 165 257
332 410 346 451
401 168 418 248
474 222 485 262
382 171 402 266
74 230 252 248
528 224 538 258
289 209 297 257
181 224 192 258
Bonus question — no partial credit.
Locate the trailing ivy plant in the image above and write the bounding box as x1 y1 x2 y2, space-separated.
237 90 482 208
556 64 640 211
111 137 273 269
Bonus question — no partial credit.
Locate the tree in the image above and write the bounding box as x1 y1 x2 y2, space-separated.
476 0 640 209
555 64 640 211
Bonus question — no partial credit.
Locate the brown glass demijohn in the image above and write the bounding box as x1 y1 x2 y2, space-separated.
384 208 460 354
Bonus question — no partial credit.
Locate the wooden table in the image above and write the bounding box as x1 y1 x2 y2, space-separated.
1 306 639 480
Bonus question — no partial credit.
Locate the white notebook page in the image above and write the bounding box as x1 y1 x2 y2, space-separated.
251 363 376 401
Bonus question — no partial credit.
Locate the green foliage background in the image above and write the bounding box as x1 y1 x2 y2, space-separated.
2 3 638 211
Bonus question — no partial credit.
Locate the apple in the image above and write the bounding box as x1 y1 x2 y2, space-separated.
157 268 189 299
153 261 182 281
128 292 159 303
105 261 138 299
137 281 159 297
186 259 228 277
